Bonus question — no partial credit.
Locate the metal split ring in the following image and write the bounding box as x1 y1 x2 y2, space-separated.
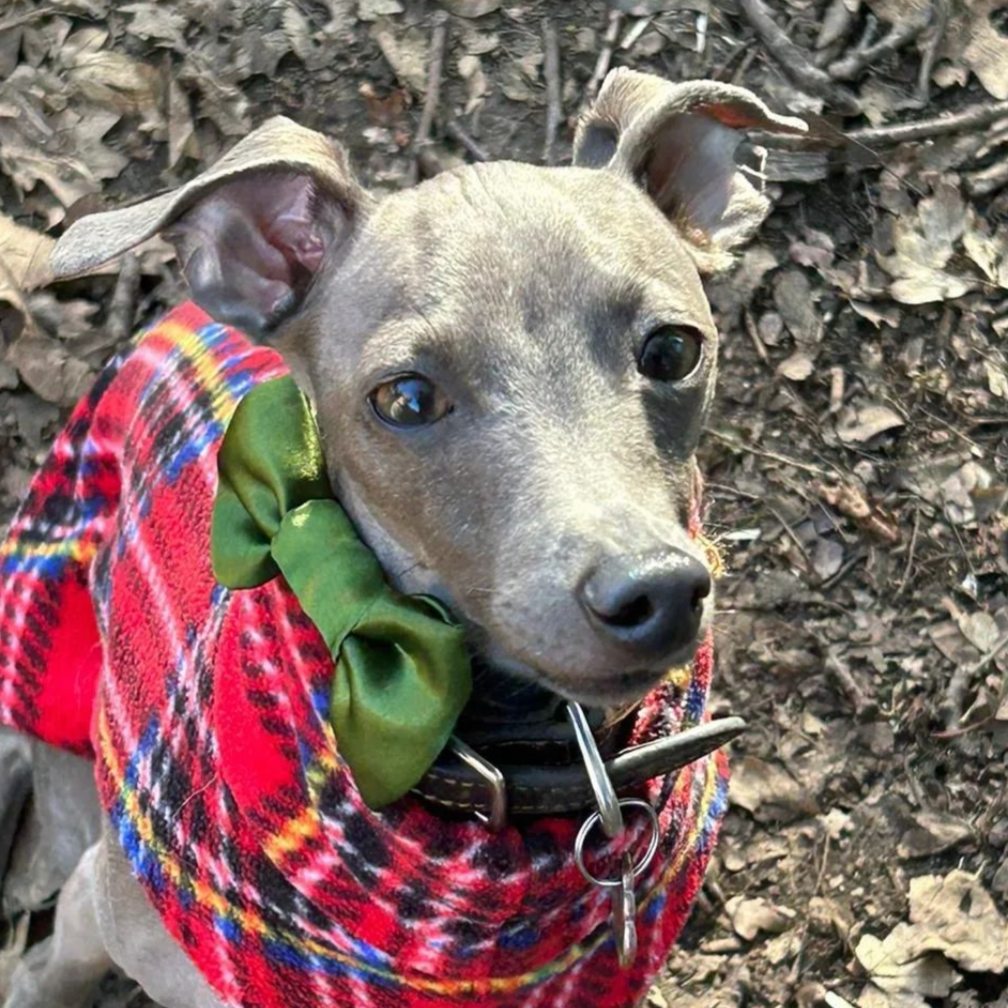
573 797 660 889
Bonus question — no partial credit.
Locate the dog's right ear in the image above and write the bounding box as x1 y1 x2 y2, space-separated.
50 118 370 338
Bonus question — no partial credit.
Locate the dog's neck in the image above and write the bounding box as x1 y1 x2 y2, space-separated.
456 660 637 762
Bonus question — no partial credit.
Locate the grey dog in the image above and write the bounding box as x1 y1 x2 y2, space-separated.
0 67 804 1008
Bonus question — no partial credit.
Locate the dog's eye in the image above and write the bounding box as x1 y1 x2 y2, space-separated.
370 374 452 427
638 326 704 382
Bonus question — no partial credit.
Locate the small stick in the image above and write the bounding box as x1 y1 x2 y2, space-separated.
966 157 1008 198
443 117 489 162
743 308 771 368
412 12 449 183
738 0 860 113
917 0 950 103
827 19 928 81
845 99 1008 146
708 429 834 477
106 253 141 345
582 9 623 109
542 17 562 166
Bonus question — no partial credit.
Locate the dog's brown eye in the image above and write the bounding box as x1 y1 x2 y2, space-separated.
638 326 704 382
371 374 451 427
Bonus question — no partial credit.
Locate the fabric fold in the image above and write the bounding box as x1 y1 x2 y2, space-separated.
211 376 472 807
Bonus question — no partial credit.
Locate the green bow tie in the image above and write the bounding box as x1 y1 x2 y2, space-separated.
211 376 472 809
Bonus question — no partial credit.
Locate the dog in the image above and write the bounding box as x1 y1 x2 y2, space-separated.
0 68 805 1008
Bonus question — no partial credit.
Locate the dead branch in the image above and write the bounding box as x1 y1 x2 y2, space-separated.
582 9 623 110
106 253 142 346
738 0 860 113
966 158 1008 198
412 12 449 183
443 117 489 162
846 99 1008 146
542 17 562 166
827 19 928 82
917 0 949 103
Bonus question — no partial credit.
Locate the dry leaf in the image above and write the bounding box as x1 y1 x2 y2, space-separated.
726 896 796 941
458 54 488 115
836 404 905 444
0 214 53 290
729 756 819 823
372 22 428 93
855 934 960 1000
897 811 973 859
908 870 1008 972
7 333 94 405
777 350 815 381
438 0 503 15
878 182 976 304
357 0 404 20
939 0 1008 100
121 3 188 47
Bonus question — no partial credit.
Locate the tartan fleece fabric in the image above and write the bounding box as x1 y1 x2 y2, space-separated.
0 301 730 1008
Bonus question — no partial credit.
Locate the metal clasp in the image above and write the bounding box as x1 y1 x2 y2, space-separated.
450 736 508 831
567 702 660 968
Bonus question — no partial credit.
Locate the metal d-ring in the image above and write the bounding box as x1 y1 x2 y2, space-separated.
566 701 623 838
450 736 507 832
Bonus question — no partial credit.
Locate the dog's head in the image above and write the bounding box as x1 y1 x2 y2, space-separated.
51 70 804 707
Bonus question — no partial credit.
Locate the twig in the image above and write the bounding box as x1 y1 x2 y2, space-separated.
895 506 920 597
542 17 562 166
738 0 860 113
708 429 834 477
825 649 877 719
971 630 1008 678
743 308 771 368
106 253 141 345
412 12 449 184
443 117 489 162
966 158 1008 198
620 16 652 52
917 0 949 103
582 9 623 110
845 100 1008 146
828 19 928 81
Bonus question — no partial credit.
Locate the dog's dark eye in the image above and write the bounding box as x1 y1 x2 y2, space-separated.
370 374 451 427
638 326 704 382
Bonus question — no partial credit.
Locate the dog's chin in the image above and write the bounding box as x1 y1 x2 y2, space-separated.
472 645 698 711
535 667 672 708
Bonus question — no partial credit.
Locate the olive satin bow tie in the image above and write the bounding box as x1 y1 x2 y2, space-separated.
211 376 472 808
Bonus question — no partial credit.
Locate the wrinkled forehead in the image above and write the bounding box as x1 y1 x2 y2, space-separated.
355 161 711 328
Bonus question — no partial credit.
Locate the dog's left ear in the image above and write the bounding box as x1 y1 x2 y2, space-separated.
575 69 807 271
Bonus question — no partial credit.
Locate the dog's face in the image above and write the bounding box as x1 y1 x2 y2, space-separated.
50 70 805 707
288 162 717 705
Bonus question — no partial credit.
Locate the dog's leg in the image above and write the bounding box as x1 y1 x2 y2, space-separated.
3 842 113 1008
4 744 103 916
0 729 32 892
93 829 227 1008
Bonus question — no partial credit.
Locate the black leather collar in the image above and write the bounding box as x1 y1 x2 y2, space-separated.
410 667 744 823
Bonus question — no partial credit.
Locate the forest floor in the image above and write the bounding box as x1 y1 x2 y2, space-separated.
1 1 1007 1006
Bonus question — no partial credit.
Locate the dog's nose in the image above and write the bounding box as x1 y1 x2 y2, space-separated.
579 549 711 657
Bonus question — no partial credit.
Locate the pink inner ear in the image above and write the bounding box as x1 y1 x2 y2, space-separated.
693 102 766 130
167 171 339 335
261 177 329 274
